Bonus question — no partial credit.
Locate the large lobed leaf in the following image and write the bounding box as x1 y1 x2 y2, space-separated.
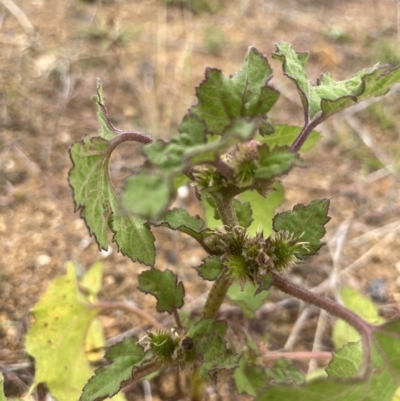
25 263 102 401
190 47 279 136
69 136 155 266
272 41 400 123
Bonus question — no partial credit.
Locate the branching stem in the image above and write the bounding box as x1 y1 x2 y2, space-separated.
272 273 373 370
200 191 238 320
290 118 322 153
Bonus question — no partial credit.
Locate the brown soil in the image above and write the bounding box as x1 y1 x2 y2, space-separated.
1 0 400 400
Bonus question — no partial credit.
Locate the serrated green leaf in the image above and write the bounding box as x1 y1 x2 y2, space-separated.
121 171 172 219
93 79 116 140
256 320 400 401
255 145 303 180
140 119 257 220
25 263 101 401
144 114 207 175
240 182 284 237
258 124 320 151
138 268 185 314
333 287 385 348
272 42 400 122
273 198 330 257
69 136 112 250
157 208 205 231
191 47 279 136
196 256 224 281
326 342 362 379
69 136 156 266
151 208 214 243
227 282 269 318
144 116 256 178
81 337 152 401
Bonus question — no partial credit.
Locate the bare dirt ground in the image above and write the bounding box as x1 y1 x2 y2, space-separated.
1 0 400 400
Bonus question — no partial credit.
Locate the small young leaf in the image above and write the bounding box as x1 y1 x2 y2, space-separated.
227 282 269 318
273 198 330 257
151 208 214 243
138 268 185 314
191 47 279 136
255 145 303 180
144 114 207 175
272 42 400 123
157 208 205 232
325 342 362 379
69 136 156 266
81 337 152 401
196 256 224 281
258 124 320 151
144 116 256 179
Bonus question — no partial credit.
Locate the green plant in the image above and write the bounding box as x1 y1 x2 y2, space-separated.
25 41 400 401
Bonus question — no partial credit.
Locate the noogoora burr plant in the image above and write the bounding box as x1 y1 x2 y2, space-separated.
63 41 400 400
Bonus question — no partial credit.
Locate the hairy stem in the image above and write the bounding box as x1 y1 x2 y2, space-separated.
272 273 372 370
200 274 233 319
212 191 239 230
201 192 238 320
290 118 322 153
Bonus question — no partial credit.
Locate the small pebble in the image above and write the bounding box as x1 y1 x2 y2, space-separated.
36 254 51 266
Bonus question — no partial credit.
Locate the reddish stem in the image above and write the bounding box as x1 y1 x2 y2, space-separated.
272 273 372 369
